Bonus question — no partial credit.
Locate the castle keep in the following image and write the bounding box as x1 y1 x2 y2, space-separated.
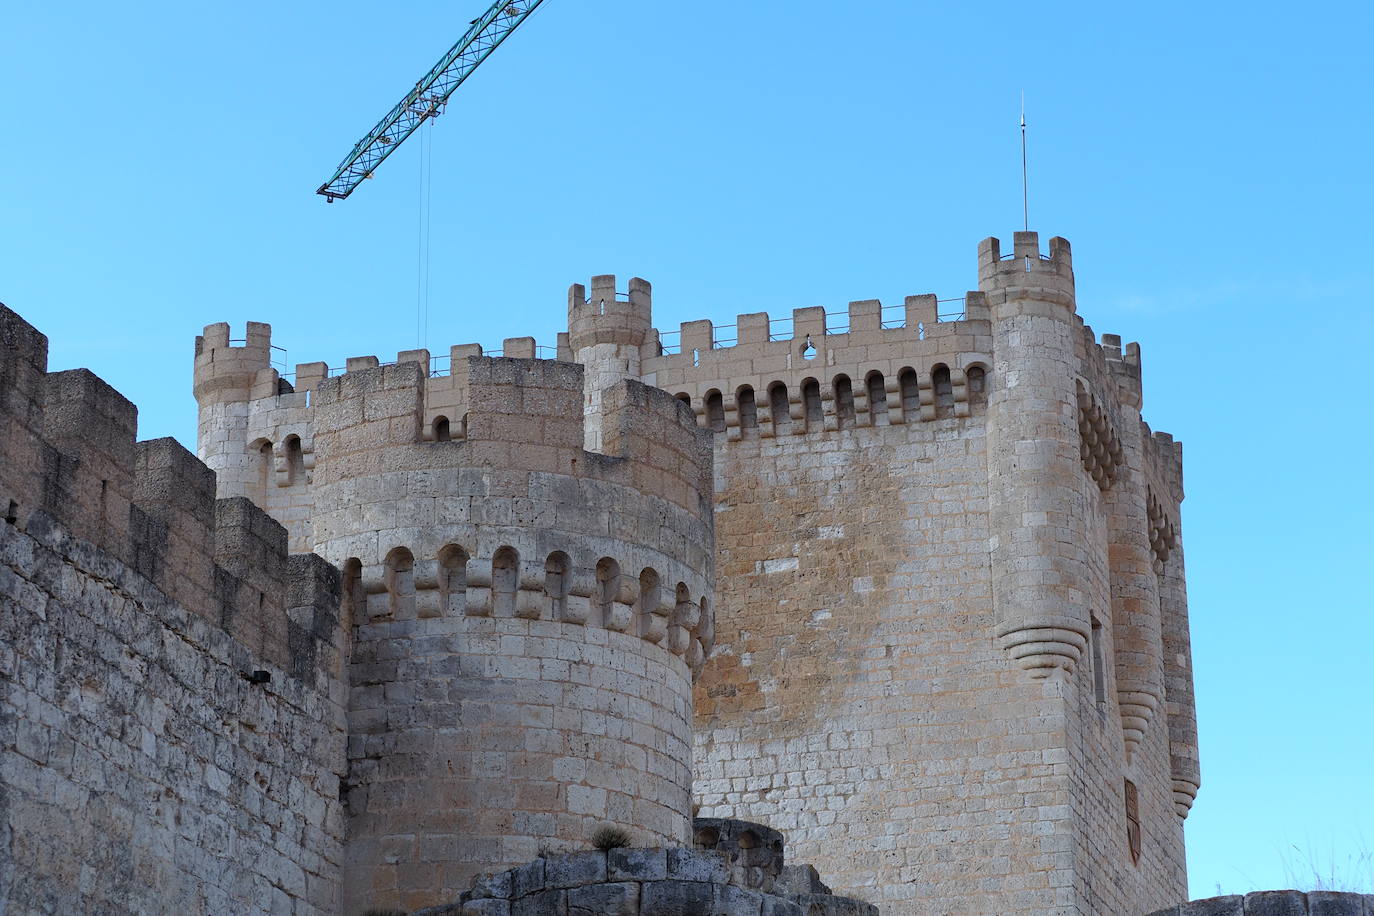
0 231 1198 915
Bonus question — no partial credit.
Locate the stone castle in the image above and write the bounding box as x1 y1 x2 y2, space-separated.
0 231 1200 915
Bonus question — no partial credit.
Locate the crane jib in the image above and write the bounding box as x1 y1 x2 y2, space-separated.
316 0 546 202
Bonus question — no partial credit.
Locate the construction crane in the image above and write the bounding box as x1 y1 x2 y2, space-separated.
316 0 547 202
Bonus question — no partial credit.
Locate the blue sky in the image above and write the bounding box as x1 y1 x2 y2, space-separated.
4 0 1371 899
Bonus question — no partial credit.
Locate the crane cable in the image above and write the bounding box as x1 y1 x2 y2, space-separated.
416 118 434 351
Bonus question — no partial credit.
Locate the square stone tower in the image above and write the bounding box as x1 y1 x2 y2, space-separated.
607 232 1198 915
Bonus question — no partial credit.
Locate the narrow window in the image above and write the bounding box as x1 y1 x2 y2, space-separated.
438 545 468 616
341 558 363 626
802 378 822 431
705 390 726 433
434 416 451 442
256 440 273 501
385 547 416 619
637 567 660 639
865 371 888 425
898 368 919 422
4 500 17 525
284 435 305 485
968 365 987 410
545 552 570 620
737 386 757 430
692 348 701 368
768 382 790 434
800 335 816 360
492 547 518 617
596 557 621 627
833 375 855 428
1090 615 1106 707
932 365 954 418
1124 779 1141 865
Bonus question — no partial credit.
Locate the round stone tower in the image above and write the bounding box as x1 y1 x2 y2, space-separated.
979 231 1098 677
567 274 652 452
192 321 275 499
305 354 715 913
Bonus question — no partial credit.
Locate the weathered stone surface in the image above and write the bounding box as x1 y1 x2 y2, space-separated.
1245 891 1309 916
639 879 715 916
512 888 566 916
609 847 668 882
667 848 731 884
775 866 830 897
567 881 639 915
1308 891 1368 916
545 851 607 889
1179 895 1245 916
511 858 546 899
460 901 512 916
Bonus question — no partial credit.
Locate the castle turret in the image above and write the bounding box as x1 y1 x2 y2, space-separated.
302 353 715 912
567 274 652 451
980 231 1094 677
193 321 276 500
1100 337 1166 758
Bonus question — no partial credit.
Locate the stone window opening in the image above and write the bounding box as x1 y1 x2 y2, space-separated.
865 371 888 426
438 545 468 616
545 551 570 620
917 321 925 341
595 557 621 628
800 335 816 360
834 374 855 429
1125 779 1142 865
283 435 305 485
385 547 416 619
253 439 273 503
737 385 758 431
341 558 363 627
967 364 988 409
802 378 822 432
768 382 790 435
637 567 661 640
492 546 519 617
1090 615 1107 708
5 500 17 525
705 390 725 433
898 368 919 422
433 415 451 442
932 364 954 418
692 348 701 368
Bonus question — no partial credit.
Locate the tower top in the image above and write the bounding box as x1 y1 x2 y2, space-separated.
567 274 652 352
977 231 1075 306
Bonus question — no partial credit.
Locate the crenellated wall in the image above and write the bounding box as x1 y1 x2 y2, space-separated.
0 305 348 914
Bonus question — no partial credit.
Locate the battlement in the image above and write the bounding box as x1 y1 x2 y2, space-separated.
2 304 343 689
568 274 653 352
194 320 278 403
977 231 1076 306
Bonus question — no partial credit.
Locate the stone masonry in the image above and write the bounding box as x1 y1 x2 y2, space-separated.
0 229 1198 915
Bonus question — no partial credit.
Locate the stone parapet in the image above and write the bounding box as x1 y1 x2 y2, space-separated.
1 306 343 686
420 841 879 916
1147 891 1374 916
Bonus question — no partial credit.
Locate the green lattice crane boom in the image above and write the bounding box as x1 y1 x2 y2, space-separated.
317 0 546 202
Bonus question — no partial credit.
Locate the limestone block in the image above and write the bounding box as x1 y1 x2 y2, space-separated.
607 847 667 882
567 881 638 915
